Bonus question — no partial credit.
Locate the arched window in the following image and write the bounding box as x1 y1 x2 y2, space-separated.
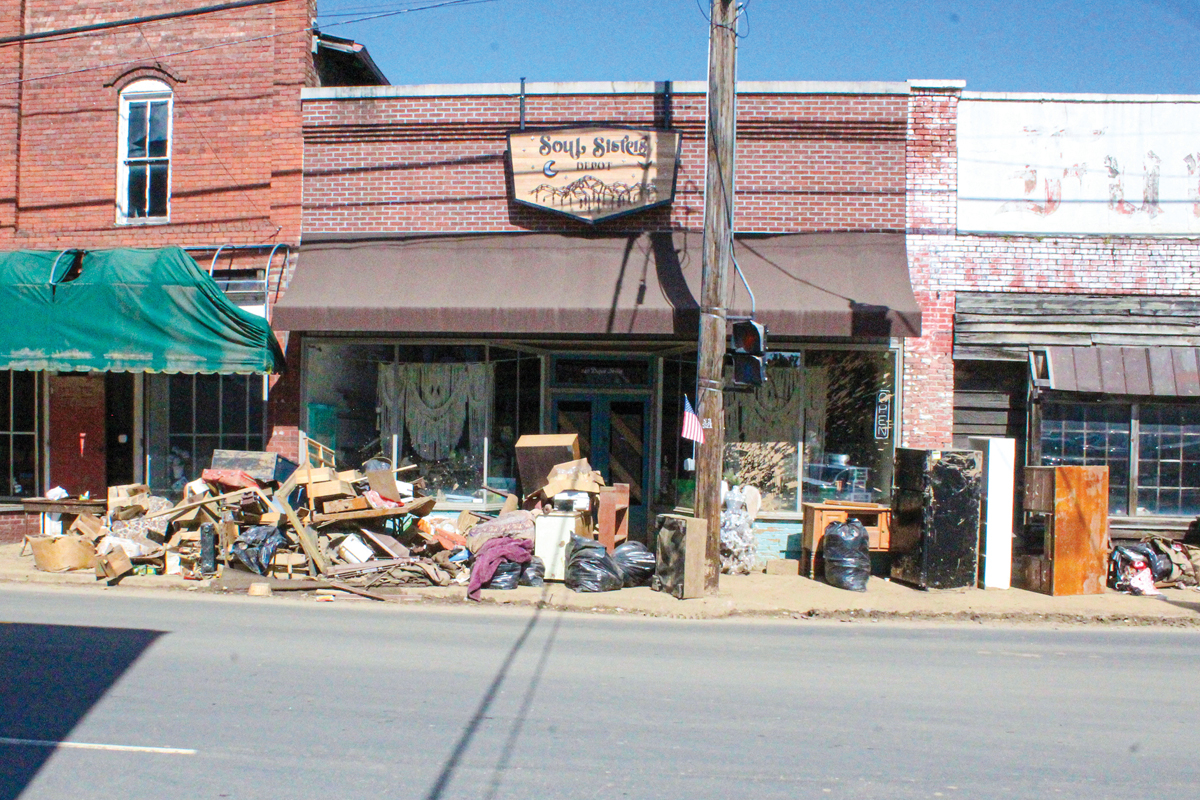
116 78 173 222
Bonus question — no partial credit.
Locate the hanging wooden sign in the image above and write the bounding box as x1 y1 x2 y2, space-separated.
507 126 681 223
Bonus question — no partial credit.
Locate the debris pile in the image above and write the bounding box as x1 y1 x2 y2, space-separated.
19 435 712 602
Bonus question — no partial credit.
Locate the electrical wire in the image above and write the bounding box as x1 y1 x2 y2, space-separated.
0 0 502 88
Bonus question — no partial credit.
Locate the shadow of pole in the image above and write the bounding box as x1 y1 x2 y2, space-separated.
423 589 554 800
483 610 563 800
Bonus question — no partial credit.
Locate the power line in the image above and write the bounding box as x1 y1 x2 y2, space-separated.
0 0 289 46
0 0 501 88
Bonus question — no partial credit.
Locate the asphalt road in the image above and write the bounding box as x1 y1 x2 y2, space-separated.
1 585 1198 800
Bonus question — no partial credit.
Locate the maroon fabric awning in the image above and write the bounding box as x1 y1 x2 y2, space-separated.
273 232 921 338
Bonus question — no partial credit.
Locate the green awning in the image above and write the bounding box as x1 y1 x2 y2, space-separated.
0 247 284 374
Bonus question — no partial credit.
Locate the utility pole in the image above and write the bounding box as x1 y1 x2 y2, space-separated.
696 0 738 592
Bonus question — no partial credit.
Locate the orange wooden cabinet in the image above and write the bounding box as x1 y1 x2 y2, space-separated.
1017 466 1109 595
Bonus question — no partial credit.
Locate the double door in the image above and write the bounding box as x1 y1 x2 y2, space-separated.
552 394 650 538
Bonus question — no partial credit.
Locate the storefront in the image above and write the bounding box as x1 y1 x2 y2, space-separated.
0 247 282 506
274 231 920 540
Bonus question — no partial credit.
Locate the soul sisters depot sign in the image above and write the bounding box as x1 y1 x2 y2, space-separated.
508 126 681 223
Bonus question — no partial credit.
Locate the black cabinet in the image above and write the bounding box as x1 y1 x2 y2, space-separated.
889 448 982 589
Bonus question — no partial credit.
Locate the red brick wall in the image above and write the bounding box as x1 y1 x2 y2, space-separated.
0 510 39 544
902 87 1200 449
0 0 317 459
301 90 908 234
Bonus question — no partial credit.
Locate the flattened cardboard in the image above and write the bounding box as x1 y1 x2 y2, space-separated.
29 535 96 572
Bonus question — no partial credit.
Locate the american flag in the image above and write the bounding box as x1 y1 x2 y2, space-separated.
681 395 705 444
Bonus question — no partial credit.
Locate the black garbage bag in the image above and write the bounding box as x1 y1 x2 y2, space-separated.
1125 542 1172 583
519 556 546 587
613 541 656 587
231 525 288 576
485 559 523 590
823 519 870 592
565 535 624 593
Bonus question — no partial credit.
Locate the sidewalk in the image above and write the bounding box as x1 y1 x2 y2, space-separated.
4 542 1198 625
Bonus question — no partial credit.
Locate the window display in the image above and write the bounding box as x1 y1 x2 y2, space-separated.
304 340 541 502
722 348 897 513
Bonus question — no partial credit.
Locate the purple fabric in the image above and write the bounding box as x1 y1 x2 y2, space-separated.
467 536 534 601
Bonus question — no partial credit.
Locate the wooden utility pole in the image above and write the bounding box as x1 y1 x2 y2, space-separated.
696 0 738 592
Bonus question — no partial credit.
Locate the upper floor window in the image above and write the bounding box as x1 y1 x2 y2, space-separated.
116 78 172 223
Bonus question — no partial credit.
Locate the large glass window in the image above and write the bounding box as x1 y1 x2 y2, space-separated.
145 373 263 494
304 341 541 502
0 370 38 499
1039 403 1130 514
1040 401 1200 517
117 78 172 222
720 348 897 513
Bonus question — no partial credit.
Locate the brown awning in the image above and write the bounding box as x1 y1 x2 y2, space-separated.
1045 346 1200 397
273 232 921 338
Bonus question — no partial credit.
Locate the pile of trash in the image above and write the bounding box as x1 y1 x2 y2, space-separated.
22 438 669 600
1110 536 1200 596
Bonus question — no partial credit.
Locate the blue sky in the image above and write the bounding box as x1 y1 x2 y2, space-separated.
314 0 1200 94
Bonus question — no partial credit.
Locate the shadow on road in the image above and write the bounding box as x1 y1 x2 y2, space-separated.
424 592 560 800
0 622 164 800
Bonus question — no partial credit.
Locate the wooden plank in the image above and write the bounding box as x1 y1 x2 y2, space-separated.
312 495 436 524
953 409 1009 426
324 558 413 577
953 391 1011 409
273 474 328 575
1050 466 1109 595
145 487 261 520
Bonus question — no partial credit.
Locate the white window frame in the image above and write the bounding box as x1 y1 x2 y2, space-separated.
116 78 173 224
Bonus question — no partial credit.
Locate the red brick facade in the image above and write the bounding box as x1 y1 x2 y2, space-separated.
301 84 909 235
0 0 316 472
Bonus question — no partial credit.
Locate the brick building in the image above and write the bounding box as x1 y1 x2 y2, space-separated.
0 0 382 540
276 80 923 539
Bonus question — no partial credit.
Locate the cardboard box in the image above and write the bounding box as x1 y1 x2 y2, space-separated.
95 547 133 580
515 434 580 495
68 513 105 542
107 484 151 513
28 535 96 572
765 558 801 576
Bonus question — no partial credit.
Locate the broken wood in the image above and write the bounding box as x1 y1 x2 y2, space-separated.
312 495 435 524
146 487 263 520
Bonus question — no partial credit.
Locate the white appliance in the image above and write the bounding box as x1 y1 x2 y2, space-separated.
968 436 1016 589
534 512 577 581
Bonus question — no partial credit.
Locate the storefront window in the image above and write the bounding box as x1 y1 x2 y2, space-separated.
145 373 264 494
722 348 897 513
1039 400 1200 517
0 370 38 498
1039 403 1130 514
1138 404 1200 516
304 341 541 502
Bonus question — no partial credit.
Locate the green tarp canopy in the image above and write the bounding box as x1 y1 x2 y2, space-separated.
0 247 283 374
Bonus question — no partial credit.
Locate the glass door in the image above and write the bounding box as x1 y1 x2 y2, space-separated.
552 394 651 538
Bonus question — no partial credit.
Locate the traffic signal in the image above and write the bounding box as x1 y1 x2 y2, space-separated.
731 320 767 386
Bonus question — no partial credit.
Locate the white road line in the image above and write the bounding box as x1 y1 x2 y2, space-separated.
0 737 195 755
